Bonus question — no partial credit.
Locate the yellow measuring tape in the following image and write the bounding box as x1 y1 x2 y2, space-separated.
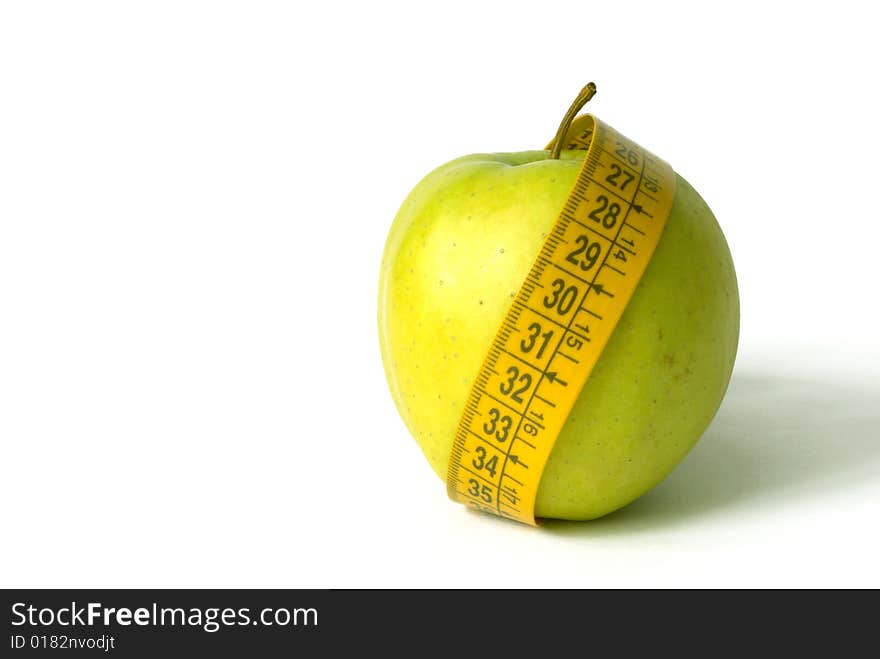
446 111 676 525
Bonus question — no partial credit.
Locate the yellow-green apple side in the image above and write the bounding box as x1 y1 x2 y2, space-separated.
378 149 739 520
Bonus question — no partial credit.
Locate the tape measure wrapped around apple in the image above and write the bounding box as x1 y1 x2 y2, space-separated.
378 83 739 524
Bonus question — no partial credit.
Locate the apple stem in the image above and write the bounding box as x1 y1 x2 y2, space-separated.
549 82 597 159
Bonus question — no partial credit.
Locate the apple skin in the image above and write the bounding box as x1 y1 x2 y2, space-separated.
378 149 739 520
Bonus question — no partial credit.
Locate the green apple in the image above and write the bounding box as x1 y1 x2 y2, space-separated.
378 105 739 521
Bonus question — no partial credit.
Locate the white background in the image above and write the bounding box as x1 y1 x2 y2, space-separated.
1 1 878 588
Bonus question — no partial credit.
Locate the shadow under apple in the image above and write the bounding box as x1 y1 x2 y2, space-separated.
541 367 880 535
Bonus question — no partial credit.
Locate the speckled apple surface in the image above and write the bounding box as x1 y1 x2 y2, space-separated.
378 149 739 520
